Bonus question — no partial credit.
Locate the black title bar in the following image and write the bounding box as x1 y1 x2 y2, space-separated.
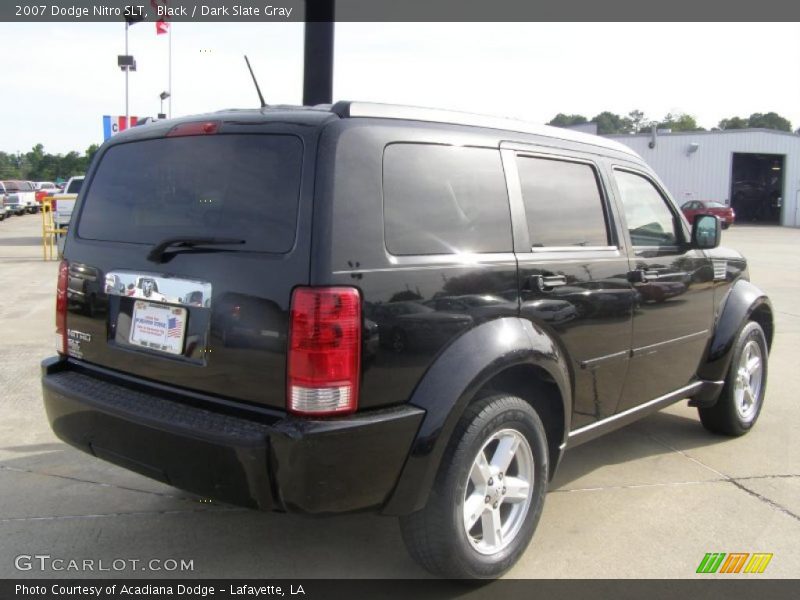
4 0 800 22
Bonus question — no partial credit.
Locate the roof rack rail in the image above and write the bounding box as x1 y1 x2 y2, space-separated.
330 101 637 156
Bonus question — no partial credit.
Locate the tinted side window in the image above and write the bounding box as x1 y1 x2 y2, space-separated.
383 144 511 255
614 170 679 248
516 156 609 248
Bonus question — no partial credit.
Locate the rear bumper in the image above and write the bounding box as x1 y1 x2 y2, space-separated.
41 357 424 514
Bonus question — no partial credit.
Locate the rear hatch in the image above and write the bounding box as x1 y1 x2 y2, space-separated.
61 115 321 411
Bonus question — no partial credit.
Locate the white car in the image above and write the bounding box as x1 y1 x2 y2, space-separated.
52 176 84 228
0 180 38 215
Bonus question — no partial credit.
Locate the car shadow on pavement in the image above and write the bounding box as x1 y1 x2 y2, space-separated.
551 410 729 490
0 407 730 579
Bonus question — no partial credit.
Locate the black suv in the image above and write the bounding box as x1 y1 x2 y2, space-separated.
42 102 773 579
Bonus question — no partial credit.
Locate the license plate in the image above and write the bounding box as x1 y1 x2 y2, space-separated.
129 301 187 355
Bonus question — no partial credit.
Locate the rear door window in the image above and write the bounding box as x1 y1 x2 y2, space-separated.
383 144 512 255
516 156 610 248
78 134 303 254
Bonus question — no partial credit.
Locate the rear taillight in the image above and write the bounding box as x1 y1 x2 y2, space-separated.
287 287 361 416
56 260 68 354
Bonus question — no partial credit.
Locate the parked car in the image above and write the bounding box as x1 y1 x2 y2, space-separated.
42 102 773 580
51 176 84 228
681 200 735 229
34 181 58 204
0 180 38 214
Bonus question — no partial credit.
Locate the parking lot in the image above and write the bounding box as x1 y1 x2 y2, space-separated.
0 213 798 579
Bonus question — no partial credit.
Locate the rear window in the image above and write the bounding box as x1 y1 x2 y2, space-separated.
66 179 83 194
2 181 20 192
383 144 511 255
516 156 609 248
705 201 726 208
78 134 303 253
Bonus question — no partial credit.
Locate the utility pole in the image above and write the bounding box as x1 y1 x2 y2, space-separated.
302 0 335 106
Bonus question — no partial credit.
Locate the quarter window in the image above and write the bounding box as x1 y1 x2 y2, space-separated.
515 156 609 248
383 144 512 255
614 170 680 247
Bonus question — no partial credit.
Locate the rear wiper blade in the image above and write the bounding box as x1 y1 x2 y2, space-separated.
147 237 246 263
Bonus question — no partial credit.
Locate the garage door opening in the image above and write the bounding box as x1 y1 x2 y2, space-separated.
730 153 784 224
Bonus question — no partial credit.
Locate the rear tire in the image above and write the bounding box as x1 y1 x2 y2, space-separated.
698 321 768 436
399 394 549 579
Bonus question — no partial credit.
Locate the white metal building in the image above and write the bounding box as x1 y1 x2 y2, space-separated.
605 129 800 227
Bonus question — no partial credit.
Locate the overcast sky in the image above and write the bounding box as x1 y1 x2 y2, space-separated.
1 22 799 154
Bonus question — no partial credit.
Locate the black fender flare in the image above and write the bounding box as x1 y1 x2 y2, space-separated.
695 279 773 391
381 317 571 516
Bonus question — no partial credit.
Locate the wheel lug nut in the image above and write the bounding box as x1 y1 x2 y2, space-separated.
493 502 498 509
498 473 503 480
502 487 506 494
485 495 491 503
488 477 493 486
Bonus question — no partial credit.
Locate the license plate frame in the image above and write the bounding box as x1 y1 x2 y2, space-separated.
129 300 187 356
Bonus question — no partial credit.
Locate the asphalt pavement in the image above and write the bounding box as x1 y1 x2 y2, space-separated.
0 214 797 578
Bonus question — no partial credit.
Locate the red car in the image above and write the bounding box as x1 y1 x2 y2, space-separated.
681 200 735 229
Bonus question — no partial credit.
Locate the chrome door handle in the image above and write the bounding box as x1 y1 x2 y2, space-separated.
629 269 661 283
643 270 662 282
533 275 567 291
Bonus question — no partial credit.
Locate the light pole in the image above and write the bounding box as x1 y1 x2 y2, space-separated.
121 10 143 126
159 91 170 119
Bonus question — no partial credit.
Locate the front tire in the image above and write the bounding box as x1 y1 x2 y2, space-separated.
399 394 549 579
698 321 768 436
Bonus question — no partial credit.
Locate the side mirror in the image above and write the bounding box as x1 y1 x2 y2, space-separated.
692 214 721 249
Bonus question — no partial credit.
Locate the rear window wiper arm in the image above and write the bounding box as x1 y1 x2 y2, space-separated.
147 237 246 263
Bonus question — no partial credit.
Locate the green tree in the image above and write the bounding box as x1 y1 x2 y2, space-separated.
747 112 792 132
0 152 22 179
718 112 792 132
591 111 633 135
657 112 704 132
718 116 750 130
85 144 101 165
547 113 589 128
627 109 648 133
